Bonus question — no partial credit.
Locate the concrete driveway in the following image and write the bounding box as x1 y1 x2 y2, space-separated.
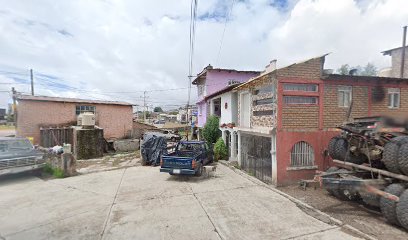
0 164 361 240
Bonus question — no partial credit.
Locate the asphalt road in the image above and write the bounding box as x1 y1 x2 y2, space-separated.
0 164 362 240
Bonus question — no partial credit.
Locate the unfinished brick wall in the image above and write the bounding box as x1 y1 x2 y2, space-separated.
16 100 133 145
281 106 319 129
323 85 369 128
371 87 408 117
276 57 324 79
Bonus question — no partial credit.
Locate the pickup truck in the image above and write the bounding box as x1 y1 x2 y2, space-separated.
160 141 212 176
0 137 45 176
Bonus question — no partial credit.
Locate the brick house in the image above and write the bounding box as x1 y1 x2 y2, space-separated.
234 54 408 186
192 65 260 128
382 45 408 78
15 95 133 145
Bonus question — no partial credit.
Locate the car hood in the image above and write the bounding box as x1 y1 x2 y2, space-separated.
0 149 44 160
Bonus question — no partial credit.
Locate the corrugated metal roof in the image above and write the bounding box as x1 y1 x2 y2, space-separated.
15 94 133 106
382 46 408 55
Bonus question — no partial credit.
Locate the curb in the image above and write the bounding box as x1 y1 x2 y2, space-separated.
219 160 377 240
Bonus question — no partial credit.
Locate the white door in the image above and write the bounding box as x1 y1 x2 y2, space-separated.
240 93 250 128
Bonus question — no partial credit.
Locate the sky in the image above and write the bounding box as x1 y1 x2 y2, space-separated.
0 0 407 111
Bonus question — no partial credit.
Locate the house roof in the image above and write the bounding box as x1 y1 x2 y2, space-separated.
382 45 408 56
204 83 240 101
15 94 133 106
233 53 330 91
323 74 408 81
191 65 260 84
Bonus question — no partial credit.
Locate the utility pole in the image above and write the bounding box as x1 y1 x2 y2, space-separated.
400 26 407 78
11 87 17 125
143 91 147 123
30 69 34 96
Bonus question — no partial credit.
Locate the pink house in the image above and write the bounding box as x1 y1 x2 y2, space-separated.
192 65 260 128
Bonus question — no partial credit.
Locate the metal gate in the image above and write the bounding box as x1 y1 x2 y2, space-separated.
40 127 74 147
241 133 272 183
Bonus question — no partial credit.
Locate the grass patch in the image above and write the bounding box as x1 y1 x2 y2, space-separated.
43 163 65 178
53 168 65 178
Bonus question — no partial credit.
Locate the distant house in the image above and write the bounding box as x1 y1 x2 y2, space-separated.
15 95 133 144
382 45 408 78
192 65 260 128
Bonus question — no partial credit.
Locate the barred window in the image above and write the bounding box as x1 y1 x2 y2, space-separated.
284 96 318 105
338 86 352 107
388 88 400 109
283 83 318 92
76 105 95 115
290 141 315 167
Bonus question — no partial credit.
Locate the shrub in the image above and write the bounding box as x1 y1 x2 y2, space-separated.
53 168 65 178
214 137 228 161
43 163 53 174
202 115 221 144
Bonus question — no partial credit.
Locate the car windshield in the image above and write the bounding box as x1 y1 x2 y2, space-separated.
177 143 202 152
0 139 33 153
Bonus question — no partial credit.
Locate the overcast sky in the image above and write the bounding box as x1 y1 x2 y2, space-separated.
0 0 407 110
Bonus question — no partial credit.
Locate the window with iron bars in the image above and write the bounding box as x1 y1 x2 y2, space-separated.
75 105 96 115
290 141 315 167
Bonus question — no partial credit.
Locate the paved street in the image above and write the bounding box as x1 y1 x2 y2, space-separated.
0 164 361 240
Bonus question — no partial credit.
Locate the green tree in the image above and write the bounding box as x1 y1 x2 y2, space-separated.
153 107 163 112
360 63 377 76
214 137 228 161
202 115 221 144
337 64 350 75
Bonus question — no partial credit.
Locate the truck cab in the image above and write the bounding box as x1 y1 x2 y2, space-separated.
160 141 212 176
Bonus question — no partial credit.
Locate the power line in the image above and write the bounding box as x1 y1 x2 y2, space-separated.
215 0 236 66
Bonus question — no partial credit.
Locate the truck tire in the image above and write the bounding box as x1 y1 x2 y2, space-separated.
323 168 360 201
397 144 408 175
396 189 408 231
334 138 348 161
382 141 402 174
360 192 380 208
195 164 203 177
345 153 365 165
380 183 406 226
323 167 339 195
328 136 340 159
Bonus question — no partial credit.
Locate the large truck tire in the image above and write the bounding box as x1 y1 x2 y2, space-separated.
360 192 380 208
345 154 365 165
396 189 408 231
334 138 348 161
397 144 408 175
380 183 406 226
382 141 402 174
323 168 360 201
328 137 340 159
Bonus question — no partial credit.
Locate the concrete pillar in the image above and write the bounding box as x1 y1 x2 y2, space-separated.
230 131 237 160
271 132 277 186
237 131 242 166
221 129 226 144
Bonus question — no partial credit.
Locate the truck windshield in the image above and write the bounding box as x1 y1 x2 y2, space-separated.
0 139 33 154
177 143 202 152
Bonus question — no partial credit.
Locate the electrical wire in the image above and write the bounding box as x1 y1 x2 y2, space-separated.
215 0 236 66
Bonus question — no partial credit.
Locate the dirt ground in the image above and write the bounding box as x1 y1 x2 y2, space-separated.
76 151 140 174
278 185 408 240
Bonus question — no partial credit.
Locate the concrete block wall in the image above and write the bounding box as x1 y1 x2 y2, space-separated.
323 85 369 128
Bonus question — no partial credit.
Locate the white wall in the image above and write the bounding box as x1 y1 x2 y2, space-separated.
220 92 238 125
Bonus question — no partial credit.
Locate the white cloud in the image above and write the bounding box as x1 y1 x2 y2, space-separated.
0 0 407 110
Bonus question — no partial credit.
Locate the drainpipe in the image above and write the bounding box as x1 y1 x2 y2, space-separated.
400 26 407 78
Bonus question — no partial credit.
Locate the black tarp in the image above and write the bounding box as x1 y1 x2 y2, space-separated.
141 133 168 166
